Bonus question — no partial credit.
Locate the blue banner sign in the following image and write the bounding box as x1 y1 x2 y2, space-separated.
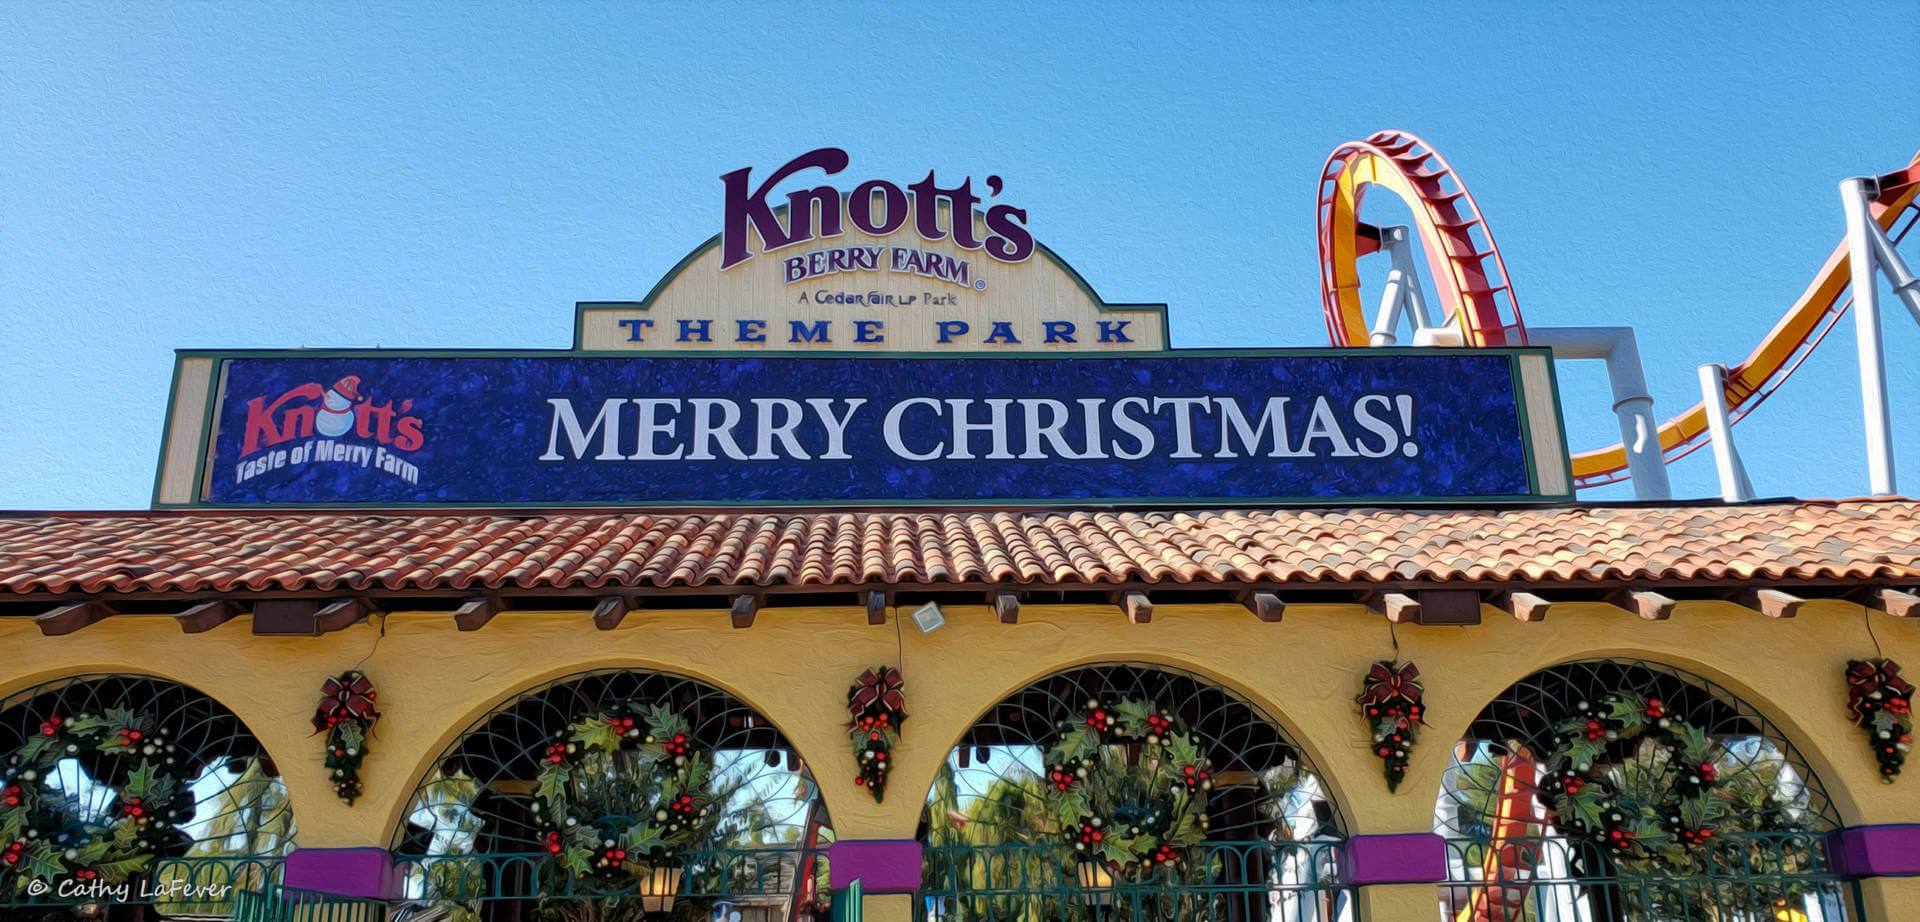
188 350 1567 506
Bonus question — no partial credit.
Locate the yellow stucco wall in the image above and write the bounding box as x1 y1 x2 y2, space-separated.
3 598 1917 918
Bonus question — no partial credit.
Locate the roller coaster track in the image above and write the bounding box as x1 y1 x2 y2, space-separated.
1320 130 1920 489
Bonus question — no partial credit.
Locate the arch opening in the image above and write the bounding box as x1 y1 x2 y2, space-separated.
0 673 294 912
1434 659 1858 922
392 668 831 922
916 662 1356 922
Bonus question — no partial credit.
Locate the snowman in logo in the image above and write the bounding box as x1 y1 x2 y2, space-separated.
314 376 364 437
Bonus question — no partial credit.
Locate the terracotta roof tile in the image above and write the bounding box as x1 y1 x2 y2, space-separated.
0 500 1914 598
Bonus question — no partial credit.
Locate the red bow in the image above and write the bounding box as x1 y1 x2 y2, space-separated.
1847 659 1914 722
1356 661 1422 707
312 671 379 733
849 667 904 714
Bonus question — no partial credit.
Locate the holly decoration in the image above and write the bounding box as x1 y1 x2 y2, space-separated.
312 670 380 804
1356 660 1425 791
531 703 723 890
1538 690 1803 874
846 666 905 803
1845 659 1914 782
2 708 190 893
1040 699 1210 883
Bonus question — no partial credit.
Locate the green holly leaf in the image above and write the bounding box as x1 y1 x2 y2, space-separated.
15 734 57 765
92 855 152 883
1562 792 1605 831
1115 700 1152 736
1563 737 1602 771
1049 726 1098 764
337 722 366 751
1670 722 1711 763
623 824 667 854
1873 710 1898 736
1162 732 1200 771
122 760 155 799
571 719 623 754
535 765 573 803
23 842 66 884
563 845 593 878
645 704 688 742
74 839 111 865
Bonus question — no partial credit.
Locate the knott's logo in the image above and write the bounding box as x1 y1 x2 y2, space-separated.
719 147 1035 288
234 375 425 489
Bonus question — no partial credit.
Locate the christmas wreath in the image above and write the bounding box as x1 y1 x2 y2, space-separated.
1845 659 1914 782
531 702 723 895
846 666 905 803
312 670 380 804
1041 699 1211 882
1538 690 1800 873
1356 660 1425 791
2 708 190 891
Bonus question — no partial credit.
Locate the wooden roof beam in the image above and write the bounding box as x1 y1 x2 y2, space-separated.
1239 590 1283 623
1364 591 1421 623
993 591 1020 624
592 595 634 630
730 592 763 629
1493 591 1555 622
38 601 113 636
1728 588 1803 619
865 590 889 625
175 599 240 633
1608 589 1676 621
1117 591 1152 624
454 595 507 631
1857 586 1920 618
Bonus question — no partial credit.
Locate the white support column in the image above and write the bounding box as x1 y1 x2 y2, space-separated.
1841 177 1897 496
1524 327 1673 500
1698 363 1754 502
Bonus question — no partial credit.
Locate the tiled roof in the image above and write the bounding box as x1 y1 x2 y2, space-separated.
0 500 1915 598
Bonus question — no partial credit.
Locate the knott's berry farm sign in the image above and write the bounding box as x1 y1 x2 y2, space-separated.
574 147 1168 352
150 150 1573 508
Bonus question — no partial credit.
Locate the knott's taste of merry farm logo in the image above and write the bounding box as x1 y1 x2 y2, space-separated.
720 147 1033 290
233 375 425 488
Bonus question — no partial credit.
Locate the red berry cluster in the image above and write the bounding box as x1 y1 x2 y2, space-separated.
73 868 98 880
1145 713 1172 736
1074 822 1105 848
1698 762 1718 784
1179 764 1211 790
663 733 690 757
545 743 570 765
1150 844 1180 865
1048 760 1085 791
1643 697 1666 719
1 784 21 808
667 792 698 819
38 715 63 736
2 841 22 865
114 727 146 747
1845 659 1915 782
545 831 565 855
120 796 148 819
1084 707 1117 732
1605 827 1636 850
1581 718 1606 741
597 845 630 868
1675 825 1716 846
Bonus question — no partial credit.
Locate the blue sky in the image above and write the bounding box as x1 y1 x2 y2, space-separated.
2 2 1915 508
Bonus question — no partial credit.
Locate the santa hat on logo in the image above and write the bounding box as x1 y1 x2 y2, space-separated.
328 376 363 404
